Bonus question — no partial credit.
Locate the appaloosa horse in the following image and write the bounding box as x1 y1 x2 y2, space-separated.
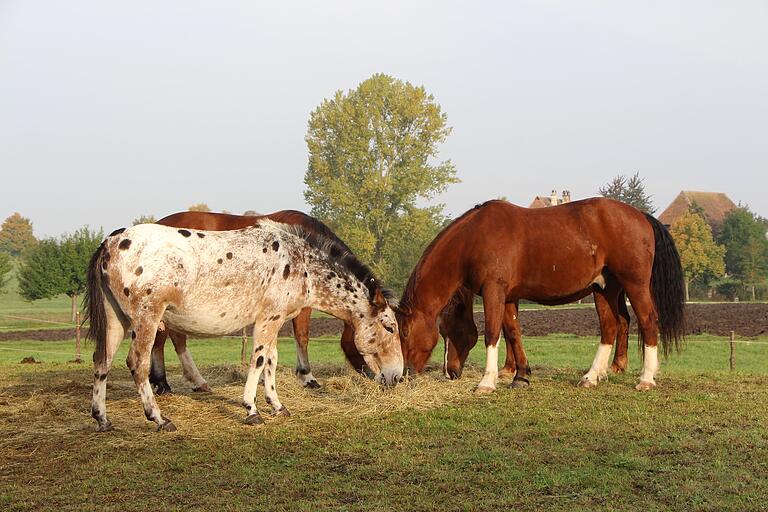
397 198 684 392
85 221 403 431
440 286 632 386
147 210 362 394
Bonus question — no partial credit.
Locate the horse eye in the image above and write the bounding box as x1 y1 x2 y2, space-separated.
384 325 394 334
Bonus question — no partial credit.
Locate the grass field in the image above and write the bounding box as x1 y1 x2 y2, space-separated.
2 332 768 512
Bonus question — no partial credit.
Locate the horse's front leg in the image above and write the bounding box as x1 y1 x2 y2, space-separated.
292 308 320 388
263 344 290 417
475 284 506 394
243 322 279 425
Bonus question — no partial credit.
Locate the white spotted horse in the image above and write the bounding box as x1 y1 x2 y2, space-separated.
146 210 368 395
85 220 403 432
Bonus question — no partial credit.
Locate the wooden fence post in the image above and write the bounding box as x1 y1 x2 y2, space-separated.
75 310 82 363
729 331 735 371
241 327 248 369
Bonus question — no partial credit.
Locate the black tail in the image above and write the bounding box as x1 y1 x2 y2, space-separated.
644 213 686 357
84 238 109 366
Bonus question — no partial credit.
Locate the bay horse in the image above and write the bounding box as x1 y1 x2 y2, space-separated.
85 221 402 431
148 210 364 394
439 286 632 385
397 198 684 392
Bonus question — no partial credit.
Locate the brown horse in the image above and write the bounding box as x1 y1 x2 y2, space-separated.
397 198 684 392
149 210 362 394
440 287 632 385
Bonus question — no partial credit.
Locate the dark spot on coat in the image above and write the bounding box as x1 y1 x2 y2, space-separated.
197 232 205 238
337 283 341 288
109 227 126 237
146 288 152 295
177 263 183 269
226 252 233 259
123 287 130 297
368 338 377 344
217 258 223 264
359 314 364 318
118 239 132 250
267 358 273 366
220 312 226 317
327 272 336 279
271 267 276 276
283 264 290 279
178 229 191 237
135 266 143 276
256 356 264 367
174 281 179 287
272 241 279 251
271 385 275 391
303 272 308 277
254 345 264 352
263 247 268 253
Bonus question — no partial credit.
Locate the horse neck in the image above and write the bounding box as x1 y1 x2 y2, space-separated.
403 236 463 324
304 258 372 325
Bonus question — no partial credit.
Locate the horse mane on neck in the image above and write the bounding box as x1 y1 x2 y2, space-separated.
399 200 502 311
264 220 394 302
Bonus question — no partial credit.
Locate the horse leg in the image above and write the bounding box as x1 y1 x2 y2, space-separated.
340 321 369 375
243 322 280 425
579 285 621 388
610 291 630 374
149 329 173 395
263 344 290 417
623 284 660 390
293 308 320 388
441 289 478 380
91 295 128 432
126 308 176 432
170 330 210 392
504 302 531 388
475 284 506 394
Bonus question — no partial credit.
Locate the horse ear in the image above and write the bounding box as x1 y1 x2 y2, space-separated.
372 288 387 314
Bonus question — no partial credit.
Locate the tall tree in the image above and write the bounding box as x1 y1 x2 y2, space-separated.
0 251 12 292
0 213 37 257
670 209 726 301
132 214 157 225
304 74 458 288
188 203 211 212
719 206 768 300
18 227 103 320
598 172 656 214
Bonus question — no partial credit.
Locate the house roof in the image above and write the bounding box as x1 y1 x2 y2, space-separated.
529 196 554 208
658 191 736 233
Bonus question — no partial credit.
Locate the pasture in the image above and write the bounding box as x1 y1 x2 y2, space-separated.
2 333 768 511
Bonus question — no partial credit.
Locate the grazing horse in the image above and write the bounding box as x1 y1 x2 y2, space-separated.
396 198 684 392
85 221 403 432
440 286 632 385
147 210 363 394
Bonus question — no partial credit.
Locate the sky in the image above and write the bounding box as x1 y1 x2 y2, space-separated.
1 0 766 238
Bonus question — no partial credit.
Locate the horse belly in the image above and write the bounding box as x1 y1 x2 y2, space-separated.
520 249 602 299
163 306 253 337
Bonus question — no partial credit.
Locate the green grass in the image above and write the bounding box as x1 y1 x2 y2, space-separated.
1 333 767 511
0 267 74 331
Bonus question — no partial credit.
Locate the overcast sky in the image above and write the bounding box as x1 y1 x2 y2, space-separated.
1 1 766 238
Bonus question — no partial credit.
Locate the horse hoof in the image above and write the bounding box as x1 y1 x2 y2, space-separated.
446 369 461 380
193 383 212 393
277 406 291 417
304 380 321 389
577 379 597 388
474 385 496 395
96 420 113 433
158 421 177 433
635 381 656 391
509 378 530 389
244 413 265 426
610 364 626 374
154 384 172 395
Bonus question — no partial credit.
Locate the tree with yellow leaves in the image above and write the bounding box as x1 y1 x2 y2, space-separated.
670 209 726 301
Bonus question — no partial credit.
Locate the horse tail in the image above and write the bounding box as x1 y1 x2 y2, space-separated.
644 213 686 357
84 237 110 366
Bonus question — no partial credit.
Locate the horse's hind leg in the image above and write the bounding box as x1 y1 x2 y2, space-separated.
170 330 210 392
126 308 177 432
91 295 128 432
263 344 290 417
580 283 621 388
622 283 660 390
610 291 630 374
149 329 172 395
293 308 320 388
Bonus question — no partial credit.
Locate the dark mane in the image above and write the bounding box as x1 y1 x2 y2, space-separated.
399 201 500 310
269 221 392 302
